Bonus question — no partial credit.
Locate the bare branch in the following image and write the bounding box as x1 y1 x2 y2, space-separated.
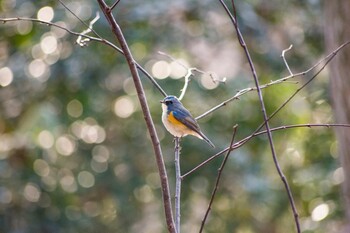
199 125 238 233
57 0 102 39
158 51 225 99
97 1 176 232
76 12 100 47
174 137 181 233
109 0 122 13
281 44 294 76
182 123 350 178
0 17 167 97
196 41 349 120
178 68 196 101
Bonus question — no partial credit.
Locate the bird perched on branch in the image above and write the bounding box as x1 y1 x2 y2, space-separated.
160 95 215 148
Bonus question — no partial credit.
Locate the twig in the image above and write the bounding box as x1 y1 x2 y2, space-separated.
109 0 122 13
199 125 238 233
174 137 181 233
97 1 176 232
58 0 102 39
158 51 225 99
196 41 348 120
0 17 167 97
76 12 100 46
282 44 294 76
182 123 350 178
178 68 196 101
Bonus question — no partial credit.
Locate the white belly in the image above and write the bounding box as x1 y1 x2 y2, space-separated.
162 110 187 137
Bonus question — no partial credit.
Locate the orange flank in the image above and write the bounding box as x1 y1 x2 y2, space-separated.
167 111 201 138
167 111 186 127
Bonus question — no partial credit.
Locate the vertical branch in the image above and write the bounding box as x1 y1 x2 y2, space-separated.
174 137 181 233
218 1 301 232
97 1 176 232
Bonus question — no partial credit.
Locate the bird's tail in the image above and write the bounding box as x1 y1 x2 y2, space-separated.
199 132 215 148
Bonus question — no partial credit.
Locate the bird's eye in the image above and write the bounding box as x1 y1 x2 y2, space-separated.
165 100 173 105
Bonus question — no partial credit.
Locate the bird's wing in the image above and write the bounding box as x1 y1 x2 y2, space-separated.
172 107 201 134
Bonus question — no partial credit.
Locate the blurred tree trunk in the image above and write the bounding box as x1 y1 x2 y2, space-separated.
324 1 350 231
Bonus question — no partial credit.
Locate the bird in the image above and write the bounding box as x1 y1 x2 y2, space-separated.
160 95 215 148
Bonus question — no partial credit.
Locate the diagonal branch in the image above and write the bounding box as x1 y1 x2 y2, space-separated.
187 41 350 178
182 123 350 178
199 125 238 233
0 17 167 96
96 1 176 232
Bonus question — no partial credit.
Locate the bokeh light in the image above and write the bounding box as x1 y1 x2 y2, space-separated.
0 67 13 87
311 203 329 221
200 72 219 90
170 60 188 79
55 135 76 156
59 169 77 193
23 183 41 202
114 96 135 118
37 6 54 22
37 130 55 149
33 159 50 177
67 99 83 118
152 60 171 79
77 171 95 188
27 59 49 80
40 34 58 54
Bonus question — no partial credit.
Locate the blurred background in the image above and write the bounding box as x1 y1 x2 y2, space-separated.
0 0 347 232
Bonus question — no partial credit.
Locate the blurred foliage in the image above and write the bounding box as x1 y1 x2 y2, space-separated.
0 0 344 232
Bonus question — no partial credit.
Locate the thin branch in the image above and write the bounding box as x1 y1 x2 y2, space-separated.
158 51 225 99
0 17 167 97
57 0 102 39
174 137 181 233
196 41 349 120
199 125 238 233
218 1 300 229
187 40 349 177
178 68 196 101
109 0 122 13
196 79 295 120
97 1 176 232
182 123 350 178
282 44 294 76
76 12 100 46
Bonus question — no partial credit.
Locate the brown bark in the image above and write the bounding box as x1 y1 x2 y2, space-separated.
324 1 350 231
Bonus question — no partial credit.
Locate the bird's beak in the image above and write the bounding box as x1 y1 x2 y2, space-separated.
160 100 164 104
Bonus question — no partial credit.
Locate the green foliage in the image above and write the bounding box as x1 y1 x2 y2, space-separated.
0 0 343 232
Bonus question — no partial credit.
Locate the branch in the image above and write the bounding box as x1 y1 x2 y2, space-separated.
217 1 300 230
281 44 294 76
199 125 238 233
0 17 167 97
97 1 176 232
174 137 181 233
109 0 122 13
182 123 350 178
196 40 349 120
158 51 225 100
